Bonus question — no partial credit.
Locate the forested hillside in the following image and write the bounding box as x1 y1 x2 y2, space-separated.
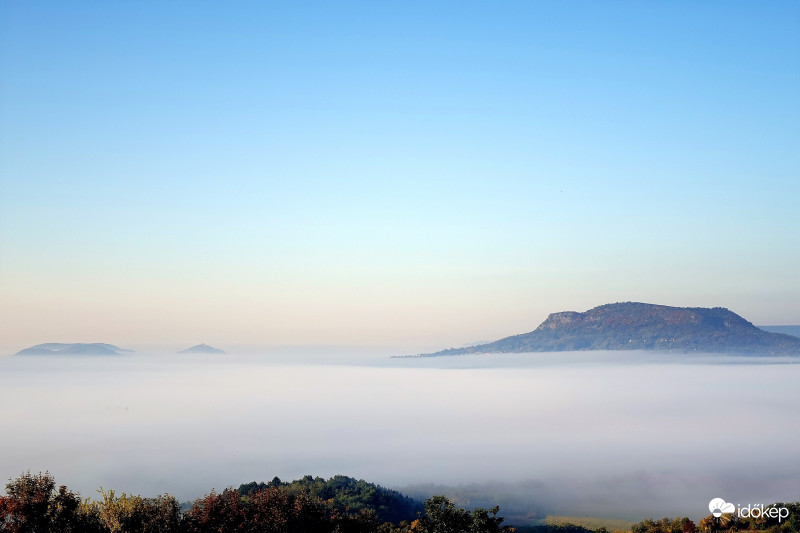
238 474 422 524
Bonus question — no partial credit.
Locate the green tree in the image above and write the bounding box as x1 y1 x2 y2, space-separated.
415 496 513 533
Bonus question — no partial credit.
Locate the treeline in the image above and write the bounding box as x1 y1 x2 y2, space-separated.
1 472 798 533
0 471 512 532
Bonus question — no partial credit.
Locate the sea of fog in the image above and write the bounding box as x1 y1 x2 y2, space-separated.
1 350 798 522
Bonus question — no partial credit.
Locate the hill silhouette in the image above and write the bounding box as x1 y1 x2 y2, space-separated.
179 343 226 354
420 302 800 356
15 343 131 356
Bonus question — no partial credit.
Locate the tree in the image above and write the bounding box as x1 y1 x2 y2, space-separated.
417 495 470 533
415 496 513 533
48 485 90 533
89 489 180 533
183 489 247 533
467 505 509 533
0 471 103 533
1 471 55 532
248 487 327 533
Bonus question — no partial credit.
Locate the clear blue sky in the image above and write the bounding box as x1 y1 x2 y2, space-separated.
1 1 798 351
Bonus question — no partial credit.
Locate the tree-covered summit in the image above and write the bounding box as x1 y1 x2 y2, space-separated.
238 474 423 524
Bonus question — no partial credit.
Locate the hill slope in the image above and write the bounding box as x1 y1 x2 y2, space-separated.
421 302 800 356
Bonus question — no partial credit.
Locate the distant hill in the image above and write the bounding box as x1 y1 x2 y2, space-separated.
418 303 800 357
179 343 226 354
15 343 131 356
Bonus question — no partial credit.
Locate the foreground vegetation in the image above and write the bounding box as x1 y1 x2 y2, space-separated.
0 472 510 532
1 472 797 533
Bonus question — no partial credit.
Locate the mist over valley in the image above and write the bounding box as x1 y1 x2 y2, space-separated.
1 349 797 522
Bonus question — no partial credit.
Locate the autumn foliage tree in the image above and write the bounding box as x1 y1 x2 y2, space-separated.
246 486 328 533
88 488 181 533
0 471 54 532
182 488 248 532
0 471 101 533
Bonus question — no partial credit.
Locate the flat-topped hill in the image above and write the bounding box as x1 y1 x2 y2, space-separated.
420 302 800 356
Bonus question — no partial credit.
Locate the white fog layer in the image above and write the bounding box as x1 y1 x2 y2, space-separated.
1 351 797 521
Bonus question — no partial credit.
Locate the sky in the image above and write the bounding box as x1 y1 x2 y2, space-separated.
1 1 799 352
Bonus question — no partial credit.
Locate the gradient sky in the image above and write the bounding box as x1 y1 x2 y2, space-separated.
1 1 798 351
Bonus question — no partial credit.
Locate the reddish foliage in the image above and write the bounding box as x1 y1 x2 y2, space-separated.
183 489 248 532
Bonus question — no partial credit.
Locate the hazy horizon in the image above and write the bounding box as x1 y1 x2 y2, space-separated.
4 315 800 358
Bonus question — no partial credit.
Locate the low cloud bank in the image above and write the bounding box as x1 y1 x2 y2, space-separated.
1 352 796 522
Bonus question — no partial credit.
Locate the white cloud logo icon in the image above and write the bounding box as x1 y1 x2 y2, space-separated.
709 498 735 517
